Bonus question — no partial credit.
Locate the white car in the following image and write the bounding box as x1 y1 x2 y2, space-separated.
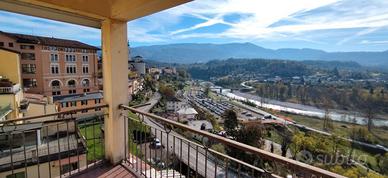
153 138 162 149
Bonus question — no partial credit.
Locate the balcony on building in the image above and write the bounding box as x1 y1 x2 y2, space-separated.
0 79 21 94
0 1 346 178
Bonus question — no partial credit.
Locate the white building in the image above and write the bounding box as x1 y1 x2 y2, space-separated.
177 107 198 122
166 97 185 112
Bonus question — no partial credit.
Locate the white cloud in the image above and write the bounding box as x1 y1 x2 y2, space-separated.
161 0 388 44
0 11 100 45
360 40 388 45
2 0 388 48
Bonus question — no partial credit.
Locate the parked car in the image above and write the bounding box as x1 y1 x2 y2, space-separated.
150 138 162 149
264 115 272 119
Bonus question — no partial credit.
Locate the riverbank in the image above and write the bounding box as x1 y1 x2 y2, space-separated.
222 90 388 127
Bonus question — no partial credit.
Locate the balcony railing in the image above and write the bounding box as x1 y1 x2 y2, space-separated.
52 86 61 90
0 84 21 94
0 104 12 120
0 105 108 178
119 105 345 178
0 103 345 178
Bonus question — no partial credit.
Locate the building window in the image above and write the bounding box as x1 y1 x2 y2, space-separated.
8 42 13 47
0 42 4 47
49 46 57 51
82 55 89 63
67 80 76 88
95 99 101 104
20 45 34 50
51 65 59 74
6 171 25 178
82 79 90 87
52 91 61 96
69 90 76 94
81 109 88 113
23 79 37 88
51 80 61 90
22 64 36 74
82 66 89 74
21 53 35 60
83 88 90 93
65 54 76 62
65 48 76 52
95 108 101 111
81 100 88 105
50 54 58 62
66 65 76 74
71 101 77 107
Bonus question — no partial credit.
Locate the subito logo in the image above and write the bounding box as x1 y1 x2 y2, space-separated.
296 150 313 164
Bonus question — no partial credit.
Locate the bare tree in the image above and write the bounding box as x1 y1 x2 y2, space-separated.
322 99 333 131
362 96 375 132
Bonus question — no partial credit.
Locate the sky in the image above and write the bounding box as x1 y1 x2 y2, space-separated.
1 0 388 52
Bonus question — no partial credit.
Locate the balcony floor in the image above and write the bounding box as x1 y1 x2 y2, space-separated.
72 163 137 178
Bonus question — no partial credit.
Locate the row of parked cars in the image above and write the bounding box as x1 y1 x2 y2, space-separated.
190 94 233 116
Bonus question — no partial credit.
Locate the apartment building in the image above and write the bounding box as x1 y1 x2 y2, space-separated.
0 31 99 97
0 47 26 120
54 92 104 114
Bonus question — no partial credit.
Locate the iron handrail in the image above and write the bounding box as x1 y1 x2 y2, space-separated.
119 104 346 178
0 104 108 125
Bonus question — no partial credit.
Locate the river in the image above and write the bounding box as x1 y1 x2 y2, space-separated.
221 89 388 127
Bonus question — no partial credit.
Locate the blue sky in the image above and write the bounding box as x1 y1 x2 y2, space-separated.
1 0 388 52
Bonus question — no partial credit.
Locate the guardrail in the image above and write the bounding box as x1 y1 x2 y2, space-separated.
120 104 346 178
0 104 108 178
0 84 21 94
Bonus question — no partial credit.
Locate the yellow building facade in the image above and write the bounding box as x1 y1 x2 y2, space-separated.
0 47 24 120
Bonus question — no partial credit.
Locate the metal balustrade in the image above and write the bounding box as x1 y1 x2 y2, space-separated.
0 103 346 178
0 84 21 94
0 105 107 178
120 104 346 178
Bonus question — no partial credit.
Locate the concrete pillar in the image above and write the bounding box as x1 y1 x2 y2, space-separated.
101 19 129 164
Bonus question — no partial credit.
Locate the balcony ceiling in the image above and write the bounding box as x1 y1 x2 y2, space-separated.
0 0 191 28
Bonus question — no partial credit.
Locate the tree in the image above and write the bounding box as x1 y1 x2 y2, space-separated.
362 96 375 131
204 85 210 96
144 74 156 92
211 143 226 154
322 99 333 131
376 153 388 174
235 124 264 147
159 83 176 100
222 109 238 135
226 124 265 168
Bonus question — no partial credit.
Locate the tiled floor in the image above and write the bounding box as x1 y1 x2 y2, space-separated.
73 163 137 178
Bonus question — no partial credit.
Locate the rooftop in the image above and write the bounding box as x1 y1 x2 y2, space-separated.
0 31 99 50
177 107 198 115
53 92 103 102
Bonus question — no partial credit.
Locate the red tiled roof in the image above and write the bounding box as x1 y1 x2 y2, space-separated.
0 31 99 50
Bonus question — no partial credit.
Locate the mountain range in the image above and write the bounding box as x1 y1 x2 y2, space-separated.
130 43 388 68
